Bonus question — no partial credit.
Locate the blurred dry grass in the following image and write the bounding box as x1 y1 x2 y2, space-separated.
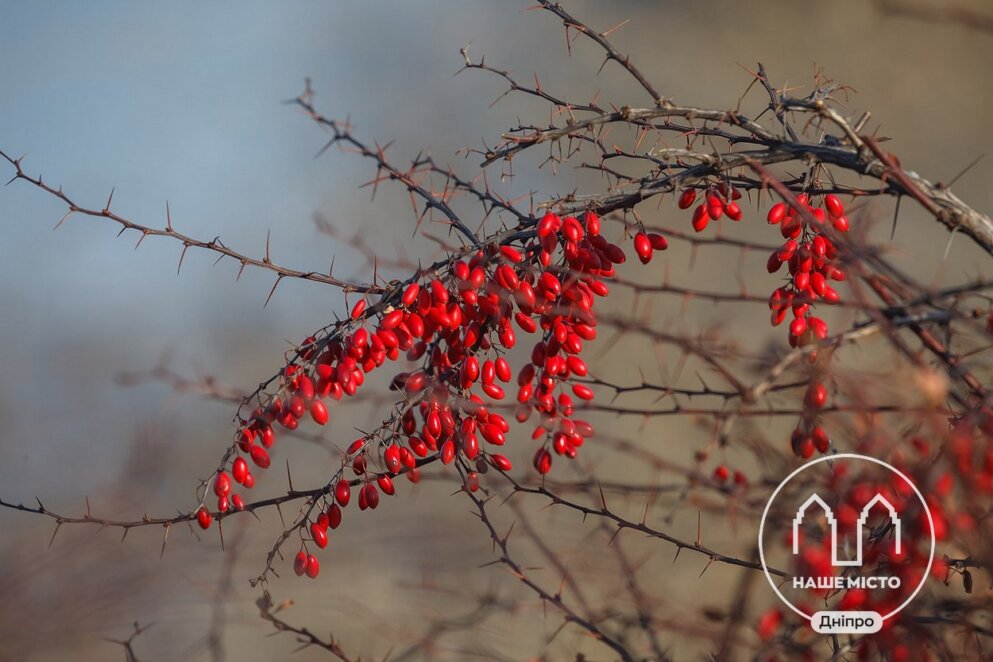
1 0 992 659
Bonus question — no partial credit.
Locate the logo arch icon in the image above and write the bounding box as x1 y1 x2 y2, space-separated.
791 492 902 567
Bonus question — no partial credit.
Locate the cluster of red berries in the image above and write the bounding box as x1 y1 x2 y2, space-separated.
677 186 852 463
679 186 848 350
195 185 887 590
790 385 830 459
193 208 671 579
764 193 848 348
770 194 849 460
526 211 644 473
712 464 751 496
676 183 744 231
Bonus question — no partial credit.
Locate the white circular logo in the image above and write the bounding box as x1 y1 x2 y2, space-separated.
757 453 935 634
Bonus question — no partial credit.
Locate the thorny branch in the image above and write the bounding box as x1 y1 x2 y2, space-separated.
2 0 993 659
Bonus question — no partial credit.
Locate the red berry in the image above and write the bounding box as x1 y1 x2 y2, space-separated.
778 239 798 261
562 216 584 242
807 316 829 340
647 233 668 251
401 283 420 307
311 522 328 549
380 309 404 330
539 271 562 298
725 201 742 221
404 371 427 394
572 384 594 401
494 357 512 382
838 588 867 611
377 474 395 495
481 423 505 446
634 232 653 264
196 506 212 530
237 427 255 451
398 446 417 468
812 426 830 453
350 298 367 320
425 410 442 438
677 189 697 209
430 279 449 305
597 242 622 264
249 445 271 469
461 356 480 387
758 608 783 640
482 383 504 399
789 316 807 338
805 382 828 409
583 211 601 236
288 395 306 419
490 454 512 471
232 457 249 484
824 194 844 218
310 400 329 426
295 375 315 400
364 483 380 509
691 204 710 232
791 430 814 458
383 445 402 474
335 479 351 507
767 202 787 225
499 245 523 263
328 503 342 529
481 360 496 386
706 194 724 220
537 211 560 237
533 448 552 474
462 432 480 460
293 550 308 576
495 264 519 291
213 471 231 497
567 356 588 376
713 465 730 482
306 554 320 578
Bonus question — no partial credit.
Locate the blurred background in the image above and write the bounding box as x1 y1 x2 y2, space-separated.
1 1 992 659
